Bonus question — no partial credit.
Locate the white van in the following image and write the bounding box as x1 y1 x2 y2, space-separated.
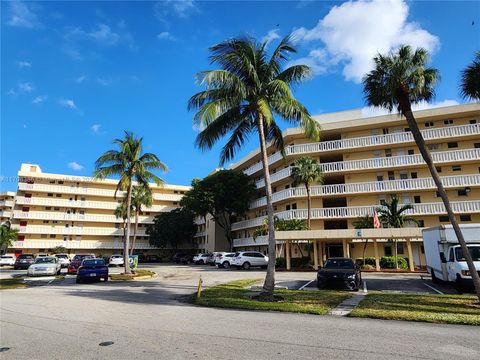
423 225 480 291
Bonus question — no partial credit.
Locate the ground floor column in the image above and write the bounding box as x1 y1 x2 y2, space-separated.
313 240 318 270
342 239 350 258
406 239 415 272
286 240 291 270
318 240 324 267
373 239 380 271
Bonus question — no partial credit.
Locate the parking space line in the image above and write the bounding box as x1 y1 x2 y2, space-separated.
298 279 315 290
363 281 368 294
423 282 444 295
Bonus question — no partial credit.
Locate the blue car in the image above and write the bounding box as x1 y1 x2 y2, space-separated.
76 258 109 284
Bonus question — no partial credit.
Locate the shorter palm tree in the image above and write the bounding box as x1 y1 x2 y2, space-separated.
114 202 129 247
130 185 154 255
460 51 480 101
0 221 18 253
377 196 419 269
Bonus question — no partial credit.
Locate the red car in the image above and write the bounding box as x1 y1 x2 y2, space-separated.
67 254 96 274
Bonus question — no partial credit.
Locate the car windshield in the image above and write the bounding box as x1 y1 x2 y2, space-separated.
35 257 56 264
324 259 355 269
82 259 105 266
1 256 13 259
56 255 68 259
112 255 122 258
73 255 92 261
19 255 34 259
455 246 480 261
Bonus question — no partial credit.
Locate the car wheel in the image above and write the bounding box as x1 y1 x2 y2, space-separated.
76 278 82 284
199 260 204 265
317 280 325 289
222 261 230 269
104 276 109 282
431 269 440 284
242 262 251 270
455 275 464 294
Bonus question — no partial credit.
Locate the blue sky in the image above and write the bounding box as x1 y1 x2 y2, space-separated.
1 0 479 191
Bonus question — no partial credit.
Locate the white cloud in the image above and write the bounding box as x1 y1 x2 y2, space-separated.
65 23 135 50
32 95 47 104
91 124 102 134
68 162 84 171
262 29 281 44
96 78 111 86
157 31 176 41
6 1 41 28
154 0 198 22
292 0 439 83
76 75 87 83
361 99 460 118
59 99 77 109
18 82 34 93
17 61 32 68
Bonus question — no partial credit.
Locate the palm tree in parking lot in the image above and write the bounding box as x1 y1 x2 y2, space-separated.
130 184 154 256
188 35 320 298
0 221 18 254
460 51 480 101
95 131 167 274
363 45 480 300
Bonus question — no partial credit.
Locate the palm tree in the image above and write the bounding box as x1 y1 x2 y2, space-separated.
460 51 480 101
130 184 154 256
363 45 480 299
188 35 320 298
95 131 167 274
0 221 18 253
377 196 419 269
353 215 374 266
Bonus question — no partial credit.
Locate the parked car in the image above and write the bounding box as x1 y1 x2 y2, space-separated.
317 258 362 291
193 253 210 265
173 253 188 264
68 254 96 274
109 254 124 267
14 254 35 270
0 255 16 266
146 254 161 263
76 258 109 283
207 252 221 266
27 257 61 277
36 253 48 258
215 252 236 268
180 254 194 264
232 251 268 270
54 254 71 268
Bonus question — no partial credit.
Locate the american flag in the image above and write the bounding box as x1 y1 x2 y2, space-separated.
373 210 381 229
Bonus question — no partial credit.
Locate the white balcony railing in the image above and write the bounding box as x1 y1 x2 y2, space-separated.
250 174 480 209
15 196 177 213
233 235 269 247
17 182 184 202
12 210 155 224
10 239 157 250
254 148 480 189
0 210 12 218
0 200 14 208
16 225 148 237
232 200 480 231
244 123 480 176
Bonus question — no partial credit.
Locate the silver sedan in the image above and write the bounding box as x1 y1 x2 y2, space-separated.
27 257 62 277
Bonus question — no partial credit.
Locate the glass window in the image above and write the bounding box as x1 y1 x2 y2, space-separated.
324 259 354 269
454 246 480 261
449 248 455 262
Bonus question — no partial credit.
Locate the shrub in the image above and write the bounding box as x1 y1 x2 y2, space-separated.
355 257 376 266
380 256 408 269
276 257 286 268
291 256 311 268
361 264 375 270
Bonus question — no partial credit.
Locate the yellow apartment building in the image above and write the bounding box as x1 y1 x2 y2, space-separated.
229 103 480 271
0 192 15 223
8 163 191 257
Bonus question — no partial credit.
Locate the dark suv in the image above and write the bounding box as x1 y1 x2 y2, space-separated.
14 254 35 270
317 258 362 291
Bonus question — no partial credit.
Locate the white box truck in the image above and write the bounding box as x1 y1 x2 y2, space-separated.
423 224 480 291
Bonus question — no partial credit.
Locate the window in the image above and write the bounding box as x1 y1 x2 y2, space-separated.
411 172 418 179
291 203 297 210
379 198 387 206
449 248 455 262
397 243 404 255
55 194 62 197
427 144 440 151
388 171 395 181
404 128 410 132
41 234 47 238
384 245 392 256
474 143 480 149
436 166 442 173
382 128 389 135
408 149 414 155
424 121 434 127
54 207 60 211
42 220 49 224
49 234 56 238
385 149 392 157
439 216 449 222
447 142 458 148
400 172 408 180
286 205 291 211
45 207 51 210
376 175 384 182
414 196 421 203
418 220 425 227
452 165 462 172
460 215 472 222
469 119 477 124
444 119 454 125
47 193 53 197
49 180 55 184
457 189 468 196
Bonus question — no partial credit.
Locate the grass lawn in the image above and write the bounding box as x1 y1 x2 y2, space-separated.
349 292 480 326
109 269 156 281
195 279 351 315
0 278 28 290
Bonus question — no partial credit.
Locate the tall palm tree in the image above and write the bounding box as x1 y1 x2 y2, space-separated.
130 184 154 256
188 35 320 298
363 45 480 299
0 221 18 253
290 156 323 229
377 196 419 269
95 131 167 274
460 51 480 101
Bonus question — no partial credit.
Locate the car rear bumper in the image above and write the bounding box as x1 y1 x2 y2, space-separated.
318 277 358 289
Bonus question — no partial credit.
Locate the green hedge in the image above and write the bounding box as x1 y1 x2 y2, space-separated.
275 256 311 268
380 256 408 269
355 257 376 266
276 257 286 268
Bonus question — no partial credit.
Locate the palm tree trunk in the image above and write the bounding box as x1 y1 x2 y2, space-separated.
394 238 398 269
124 182 133 274
306 184 311 260
257 114 276 298
362 239 368 266
399 96 480 300
131 210 139 256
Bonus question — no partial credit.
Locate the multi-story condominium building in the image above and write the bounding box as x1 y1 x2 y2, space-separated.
8 163 191 257
0 192 15 223
229 103 480 271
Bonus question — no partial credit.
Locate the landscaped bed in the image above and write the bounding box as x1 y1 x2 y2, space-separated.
195 279 351 315
0 278 28 290
349 292 480 326
109 269 156 281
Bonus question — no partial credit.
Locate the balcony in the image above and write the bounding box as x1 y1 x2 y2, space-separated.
244 123 480 176
17 182 184 202
233 235 269 247
0 210 12 218
254 148 480 189
10 239 157 250
0 200 14 208
15 196 177 212
232 200 480 230
194 231 206 238
12 210 154 224
15 225 148 237
250 174 480 209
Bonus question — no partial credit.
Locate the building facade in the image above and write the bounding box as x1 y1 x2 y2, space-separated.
229 104 480 270
0 192 15 223
8 163 191 257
